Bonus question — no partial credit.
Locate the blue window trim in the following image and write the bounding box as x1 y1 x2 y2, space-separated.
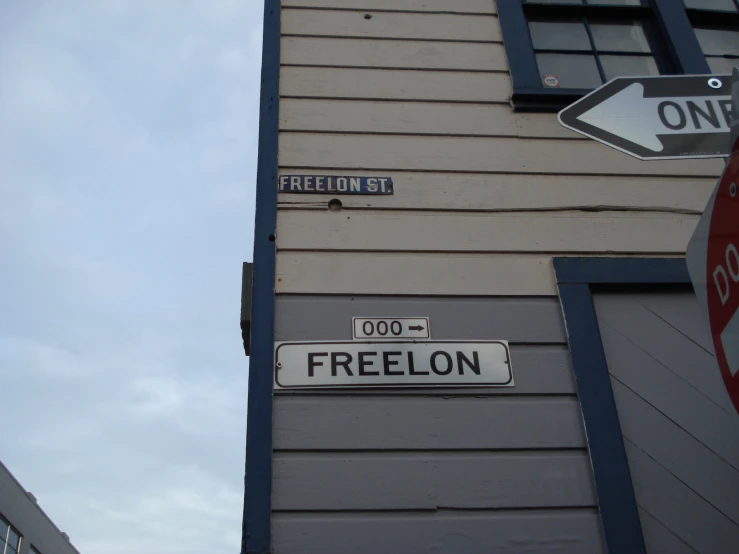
497 0 710 111
553 257 692 554
241 1 280 553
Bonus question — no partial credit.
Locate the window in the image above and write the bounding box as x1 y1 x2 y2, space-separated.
497 0 722 111
30 547 43 554
0 516 22 554
684 0 739 74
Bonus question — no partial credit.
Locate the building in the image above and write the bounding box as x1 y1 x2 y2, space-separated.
240 1 739 553
0 462 80 554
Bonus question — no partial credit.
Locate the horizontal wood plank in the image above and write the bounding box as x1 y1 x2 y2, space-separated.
282 9 501 42
273 510 605 554
275 296 566 343
277 170 715 212
280 99 521 136
626 441 739 554
274 345 577 395
613 381 739 525
276 211 699 254
276 253 558 295
282 0 497 14
278 133 724 176
273 452 596 510
282 37 509 71
280 66 512 102
516 112 589 139
281 99 581 139
273 396 586 450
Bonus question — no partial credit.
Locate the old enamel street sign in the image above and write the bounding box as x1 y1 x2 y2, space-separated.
274 341 513 389
559 75 733 160
278 174 393 194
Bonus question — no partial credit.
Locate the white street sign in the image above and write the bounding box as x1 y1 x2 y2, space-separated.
353 317 430 340
274 341 513 389
559 75 733 160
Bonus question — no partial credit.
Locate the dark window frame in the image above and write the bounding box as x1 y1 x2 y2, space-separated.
0 515 22 554
498 0 713 111
553 256 693 554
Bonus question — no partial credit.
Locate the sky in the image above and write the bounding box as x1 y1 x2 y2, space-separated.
0 1 263 552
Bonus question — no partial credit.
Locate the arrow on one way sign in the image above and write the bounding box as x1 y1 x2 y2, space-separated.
559 75 733 160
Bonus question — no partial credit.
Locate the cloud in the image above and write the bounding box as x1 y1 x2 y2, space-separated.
0 1 263 552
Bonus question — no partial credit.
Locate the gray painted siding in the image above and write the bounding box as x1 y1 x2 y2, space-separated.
273 509 602 554
0 462 80 554
272 296 605 553
594 291 739 554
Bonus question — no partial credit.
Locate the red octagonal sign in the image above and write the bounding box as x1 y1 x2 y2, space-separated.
706 138 739 413
688 126 739 415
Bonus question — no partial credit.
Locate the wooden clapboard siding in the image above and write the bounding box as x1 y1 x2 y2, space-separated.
595 293 739 471
273 510 606 554
280 99 584 140
276 253 559 295
516 112 587 139
282 0 497 14
274 296 566 343
638 510 699 554
596 294 735 414
274 396 585 450
595 291 739 553
276 210 698 253
281 99 518 136
626 442 739 554
282 9 501 42
273 452 596 510
613 381 739 524
278 133 723 176
277 171 715 212
282 37 509 71
280 66 512 102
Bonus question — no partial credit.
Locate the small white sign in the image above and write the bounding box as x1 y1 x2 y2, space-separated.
353 317 430 340
274 341 513 389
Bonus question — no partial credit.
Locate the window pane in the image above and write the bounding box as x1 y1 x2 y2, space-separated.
587 0 643 5
601 54 659 80
684 0 737 11
591 23 651 53
529 21 591 51
706 57 739 74
536 53 602 88
8 529 19 549
694 28 739 56
0 519 8 537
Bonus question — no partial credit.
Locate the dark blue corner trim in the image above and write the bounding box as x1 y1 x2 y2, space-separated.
554 257 692 554
553 257 690 285
496 0 540 92
557 283 647 554
242 1 280 553
652 0 711 75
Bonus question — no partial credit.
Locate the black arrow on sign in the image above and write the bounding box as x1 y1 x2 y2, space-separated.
408 325 425 331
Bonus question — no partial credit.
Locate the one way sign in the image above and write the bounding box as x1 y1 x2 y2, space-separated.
559 75 733 160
